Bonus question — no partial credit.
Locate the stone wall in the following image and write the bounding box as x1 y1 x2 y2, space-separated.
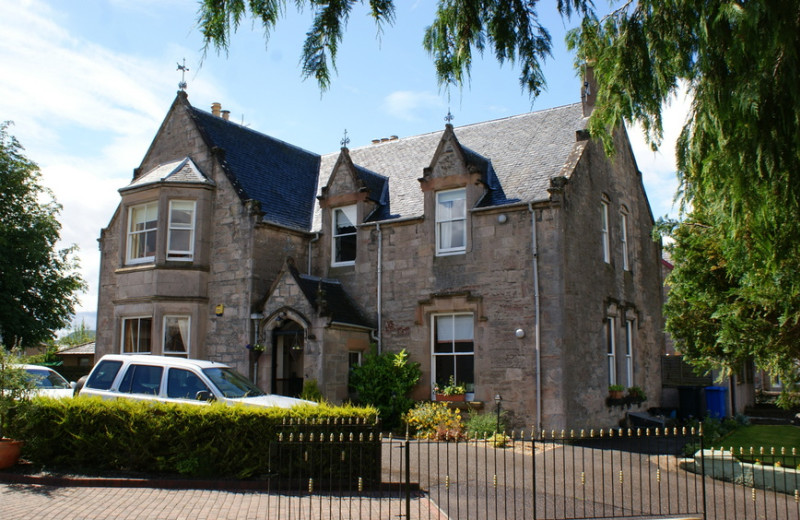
558 131 665 429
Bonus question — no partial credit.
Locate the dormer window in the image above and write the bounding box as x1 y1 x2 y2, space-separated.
332 205 357 266
167 200 196 261
126 202 158 264
436 188 466 255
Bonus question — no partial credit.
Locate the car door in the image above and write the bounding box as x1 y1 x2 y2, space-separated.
162 367 214 405
116 364 164 402
80 359 125 399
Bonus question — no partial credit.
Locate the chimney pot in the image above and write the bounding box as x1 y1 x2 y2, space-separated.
211 102 222 117
221 110 230 121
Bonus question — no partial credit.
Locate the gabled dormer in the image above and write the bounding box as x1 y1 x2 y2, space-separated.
318 147 389 267
419 124 490 256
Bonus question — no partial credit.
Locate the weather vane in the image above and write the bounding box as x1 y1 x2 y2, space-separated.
445 110 454 124
340 129 350 148
177 58 189 91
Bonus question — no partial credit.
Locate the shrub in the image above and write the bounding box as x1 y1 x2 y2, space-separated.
404 401 464 440
9 396 380 480
300 379 324 402
349 348 420 431
465 410 508 438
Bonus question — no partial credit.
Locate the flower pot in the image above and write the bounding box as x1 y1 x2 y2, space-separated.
608 390 624 400
0 439 23 470
436 394 466 402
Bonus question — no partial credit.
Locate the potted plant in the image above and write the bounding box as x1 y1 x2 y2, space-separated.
0 348 34 469
434 376 467 402
608 384 625 400
627 386 646 404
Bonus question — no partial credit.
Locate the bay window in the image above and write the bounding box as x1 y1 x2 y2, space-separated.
163 315 190 357
122 317 152 354
127 202 158 264
167 200 196 261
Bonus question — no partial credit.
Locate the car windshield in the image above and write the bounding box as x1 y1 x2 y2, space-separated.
25 368 71 389
202 367 265 399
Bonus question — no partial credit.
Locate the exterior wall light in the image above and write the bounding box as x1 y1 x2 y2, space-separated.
515 328 525 339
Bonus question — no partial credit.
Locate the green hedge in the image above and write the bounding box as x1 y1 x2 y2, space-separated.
8 397 380 482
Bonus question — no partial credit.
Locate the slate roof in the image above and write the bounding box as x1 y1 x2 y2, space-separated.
189 107 321 230
290 269 374 328
313 103 588 230
122 157 213 192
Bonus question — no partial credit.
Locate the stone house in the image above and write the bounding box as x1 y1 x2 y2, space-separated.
96 77 665 430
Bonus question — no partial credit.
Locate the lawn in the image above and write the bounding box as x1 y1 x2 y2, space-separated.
714 425 800 466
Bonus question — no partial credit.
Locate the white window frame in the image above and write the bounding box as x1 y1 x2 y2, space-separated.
625 319 634 386
163 315 191 357
620 210 630 271
348 351 362 368
436 188 467 256
431 313 475 398
331 205 357 266
126 202 158 265
167 200 196 261
601 200 611 264
121 316 153 354
606 317 616 386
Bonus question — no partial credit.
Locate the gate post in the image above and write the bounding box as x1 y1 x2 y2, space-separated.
532 431 538 520
699 425 707 520
404 439 411 518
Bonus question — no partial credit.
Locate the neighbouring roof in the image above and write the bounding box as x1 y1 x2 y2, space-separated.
56 342 96 356
122 157 214 192
189 107 322 231
313 103 588 230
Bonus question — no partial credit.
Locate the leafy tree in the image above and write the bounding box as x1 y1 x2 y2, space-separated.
0 122 86 349
566 2 800 402
59 319 96 347
348 347 420 431
197 0 591 94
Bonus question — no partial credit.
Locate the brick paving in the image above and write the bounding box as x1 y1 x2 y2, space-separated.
0 483 426 520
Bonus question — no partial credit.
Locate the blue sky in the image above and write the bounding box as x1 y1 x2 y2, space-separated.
0 0 687 328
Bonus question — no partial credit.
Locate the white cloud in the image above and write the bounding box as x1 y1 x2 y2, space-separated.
382 90 444 121
0 0 229 320
628 84 692 219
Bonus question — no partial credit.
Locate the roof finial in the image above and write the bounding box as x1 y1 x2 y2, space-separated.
444 109 454 125
177 58 189 91
340 129 350 148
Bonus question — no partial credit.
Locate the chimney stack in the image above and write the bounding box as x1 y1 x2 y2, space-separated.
581 65 597 117
211 102 222 117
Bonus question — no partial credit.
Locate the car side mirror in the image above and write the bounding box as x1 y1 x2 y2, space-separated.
196 390 215 402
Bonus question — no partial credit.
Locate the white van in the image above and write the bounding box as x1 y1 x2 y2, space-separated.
78 354 315 408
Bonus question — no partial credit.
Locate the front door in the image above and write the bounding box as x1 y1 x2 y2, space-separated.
272 324 304 397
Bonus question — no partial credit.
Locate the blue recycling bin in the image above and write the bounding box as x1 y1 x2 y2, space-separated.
705 386 728 418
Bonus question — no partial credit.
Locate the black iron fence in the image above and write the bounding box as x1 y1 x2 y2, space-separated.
255 425 799 520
